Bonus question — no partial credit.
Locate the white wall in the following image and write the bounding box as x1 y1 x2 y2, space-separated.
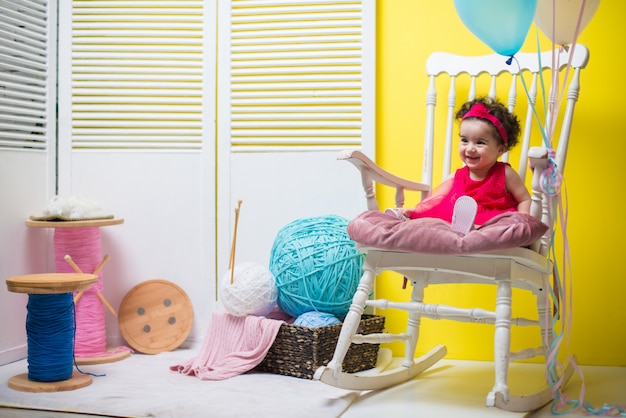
0 151 54 365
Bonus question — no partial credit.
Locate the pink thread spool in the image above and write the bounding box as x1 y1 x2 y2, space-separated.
26 217 131 364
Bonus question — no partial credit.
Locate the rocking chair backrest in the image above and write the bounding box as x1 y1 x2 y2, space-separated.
423 46 589 254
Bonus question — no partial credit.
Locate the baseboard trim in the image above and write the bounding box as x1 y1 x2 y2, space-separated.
0 344 27 366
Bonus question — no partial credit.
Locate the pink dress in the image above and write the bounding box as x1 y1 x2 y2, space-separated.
409 162 518 225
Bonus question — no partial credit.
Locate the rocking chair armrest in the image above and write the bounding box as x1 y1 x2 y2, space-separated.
527 146 551 190
338 150 430 191
527 146 549 165
338 149 430 211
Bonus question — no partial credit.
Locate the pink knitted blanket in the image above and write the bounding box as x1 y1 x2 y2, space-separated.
170 311 283 380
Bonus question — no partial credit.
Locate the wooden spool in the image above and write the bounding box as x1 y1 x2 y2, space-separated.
118 279 194 354
74 349 131 366
6 273 98 295
5 273 98 392
25 217 131 365
7 372 93 393
25 218 124 229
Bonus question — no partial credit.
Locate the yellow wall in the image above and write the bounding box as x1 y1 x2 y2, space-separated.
375 1 625 366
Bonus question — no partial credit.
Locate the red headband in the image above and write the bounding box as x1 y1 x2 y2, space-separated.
462 103 508 146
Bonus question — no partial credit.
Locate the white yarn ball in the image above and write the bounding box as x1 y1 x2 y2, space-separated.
220 262 278 317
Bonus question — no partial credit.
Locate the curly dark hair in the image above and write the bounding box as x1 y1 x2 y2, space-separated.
455 97 521 150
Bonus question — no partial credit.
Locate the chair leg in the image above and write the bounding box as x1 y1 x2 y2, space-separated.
488 275 577 412
324 255 377 378
488 278 512 407
403 279 425 367
536 278 553 355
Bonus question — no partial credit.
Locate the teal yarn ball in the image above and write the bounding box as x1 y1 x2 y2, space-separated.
269 215 364 319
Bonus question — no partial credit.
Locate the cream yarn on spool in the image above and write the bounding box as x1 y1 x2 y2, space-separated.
43 195 107 219
220 262 278 317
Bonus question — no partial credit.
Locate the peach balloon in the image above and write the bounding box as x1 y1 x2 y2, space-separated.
535 0 600 45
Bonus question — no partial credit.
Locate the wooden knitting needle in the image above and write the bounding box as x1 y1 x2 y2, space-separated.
97 292 118 318
66 254 117 316
64 254 83 274
66 255 87 303
74 291 85 304
89 255 117 317
93 254 110 275
72 254 110 303
229 199 243 284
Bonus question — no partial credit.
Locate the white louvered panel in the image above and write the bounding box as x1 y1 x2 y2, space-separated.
71 1 204 150
72 104 201 112
228 0 366 152
231 66 359 75
232 89 359 98
0 0 49 150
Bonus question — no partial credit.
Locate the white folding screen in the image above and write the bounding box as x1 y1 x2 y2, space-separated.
0 0 53 150
57 0 218 346
216 0 375 276
0 0 57 365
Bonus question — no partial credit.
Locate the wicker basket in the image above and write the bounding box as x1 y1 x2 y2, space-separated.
255 314 385 379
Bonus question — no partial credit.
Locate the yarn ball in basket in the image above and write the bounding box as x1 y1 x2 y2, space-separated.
220 262 278 317
269 215 364 319
294 311 341 327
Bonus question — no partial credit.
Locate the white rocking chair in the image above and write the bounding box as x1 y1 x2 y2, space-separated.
314 45 589 412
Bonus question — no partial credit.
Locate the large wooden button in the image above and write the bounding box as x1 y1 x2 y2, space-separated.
118 279 193 354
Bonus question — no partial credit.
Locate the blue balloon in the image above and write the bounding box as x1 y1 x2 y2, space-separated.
454 0 537 57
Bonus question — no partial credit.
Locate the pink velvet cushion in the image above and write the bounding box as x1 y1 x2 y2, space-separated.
346 211 548 255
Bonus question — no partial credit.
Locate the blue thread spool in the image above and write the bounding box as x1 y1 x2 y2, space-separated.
26 293 75 381
5 273 97 392
269 215 364 319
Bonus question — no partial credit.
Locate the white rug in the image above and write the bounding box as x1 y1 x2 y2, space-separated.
0 347 361 418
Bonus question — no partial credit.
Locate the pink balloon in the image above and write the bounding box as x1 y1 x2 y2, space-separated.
535 0 600 45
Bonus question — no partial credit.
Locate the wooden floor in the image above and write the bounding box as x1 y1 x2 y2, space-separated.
1 358 624 418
